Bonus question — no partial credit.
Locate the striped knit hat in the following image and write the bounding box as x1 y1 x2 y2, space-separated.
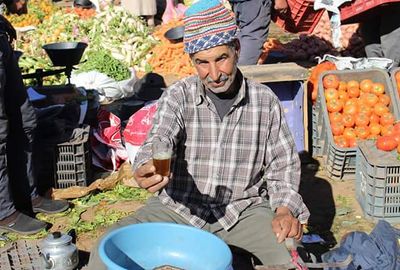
183 0 237 54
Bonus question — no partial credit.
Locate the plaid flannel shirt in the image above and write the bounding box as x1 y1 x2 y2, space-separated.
133 72 310 230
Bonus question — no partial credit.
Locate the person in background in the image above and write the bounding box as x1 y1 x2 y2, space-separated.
0 0 69 235
229 0 288 65
88 0 309 268
121 0 157 26
359 3 400 69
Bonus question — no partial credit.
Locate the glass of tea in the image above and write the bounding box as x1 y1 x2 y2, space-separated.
152 138 172 177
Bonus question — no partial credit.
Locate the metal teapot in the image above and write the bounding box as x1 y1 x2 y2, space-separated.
40 231 79 270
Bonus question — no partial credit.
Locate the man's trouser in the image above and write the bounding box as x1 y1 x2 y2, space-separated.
0 26 38 220
230 0 271 65
87 196 292 270
360 3 400 68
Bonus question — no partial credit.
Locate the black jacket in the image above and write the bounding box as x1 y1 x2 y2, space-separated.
0 0 14 6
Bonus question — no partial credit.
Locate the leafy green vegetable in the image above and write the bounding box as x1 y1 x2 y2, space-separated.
77 50 132 81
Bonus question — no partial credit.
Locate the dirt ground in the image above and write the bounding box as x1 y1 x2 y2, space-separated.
65 153 381 269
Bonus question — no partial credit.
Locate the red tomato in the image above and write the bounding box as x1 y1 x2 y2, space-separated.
327 99 343 113
393 122 400 134
371 82 385 96
380 112 395 126
331 122 345 136
334 135 349 148
323 74 340 89
376 136 398 151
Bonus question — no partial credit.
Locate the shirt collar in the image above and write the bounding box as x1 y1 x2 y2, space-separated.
195 69 247 106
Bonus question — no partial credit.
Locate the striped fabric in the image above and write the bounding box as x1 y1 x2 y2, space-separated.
183 0 237 54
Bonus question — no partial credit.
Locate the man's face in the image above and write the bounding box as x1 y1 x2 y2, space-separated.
191 43 239 94
7 0 28 15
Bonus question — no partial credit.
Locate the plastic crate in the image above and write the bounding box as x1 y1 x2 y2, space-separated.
313 69 399 180
266 81 305 152
356 140 400 223
340 0 400 24
54 125 91 189
272 0 324 33
0 240 42 270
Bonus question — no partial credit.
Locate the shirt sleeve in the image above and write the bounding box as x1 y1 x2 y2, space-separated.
132 82 185 171
264 98 310 224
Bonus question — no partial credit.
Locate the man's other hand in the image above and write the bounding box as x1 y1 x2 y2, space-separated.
133 160 170 193
271 206 303 243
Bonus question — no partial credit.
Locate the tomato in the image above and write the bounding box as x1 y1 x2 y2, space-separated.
337 89 349 101
392 133 400 144
355 126 370 139
355 113 370 127
342 114 355 127
338 81 347 91
358 104 372 116
381 124 394 136
327 99 343 113
380 112 395 126
376 136 398 151
368 122 382 136
343 127 356 140
334 135 349 148
324 88 339 102
371 82 385 96
397 143 400 154
346 137 357 147
343 103 358 115
329 112 343 123
373 102 389 117
362 93 379 107
360 79 373 93
393 122 400 134
347 86 360 98
323 74 340 89
347 80 359 89
331 122 345 136
378 94 390 106
369 114 380 124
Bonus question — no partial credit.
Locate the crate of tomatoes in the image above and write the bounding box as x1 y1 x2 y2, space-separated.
313 68 400 180
356 139 400 223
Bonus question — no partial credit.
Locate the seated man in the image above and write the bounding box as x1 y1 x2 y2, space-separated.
88 0 309 268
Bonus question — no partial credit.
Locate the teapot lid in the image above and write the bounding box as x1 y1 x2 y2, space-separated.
42 232 72 247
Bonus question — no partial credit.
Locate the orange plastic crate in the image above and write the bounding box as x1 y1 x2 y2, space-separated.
340 0 400 24
272 0 324 33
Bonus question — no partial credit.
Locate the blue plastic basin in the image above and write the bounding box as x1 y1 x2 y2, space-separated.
99 222 233 270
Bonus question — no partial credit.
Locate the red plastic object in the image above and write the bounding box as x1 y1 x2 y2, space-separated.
272 0 324 34
340 0 400 24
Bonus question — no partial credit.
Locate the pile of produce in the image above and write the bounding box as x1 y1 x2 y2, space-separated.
311 11 365 57
278 34 337 63
17 5 156 84
148 20 196 79
5 0 58 27
321 73 398 149
65 6 97 20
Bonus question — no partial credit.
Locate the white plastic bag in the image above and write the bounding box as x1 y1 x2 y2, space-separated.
71 70 137 102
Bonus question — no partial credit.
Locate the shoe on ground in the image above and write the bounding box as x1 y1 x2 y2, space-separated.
32 196 69 214
0 211 46 235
